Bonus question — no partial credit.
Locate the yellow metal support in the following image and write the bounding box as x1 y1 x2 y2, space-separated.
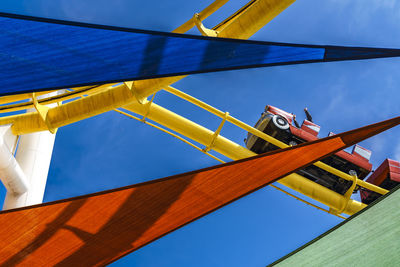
32 93 57 134
204 112 229 152
330 173 358 215
124 81 145 104
140 93 156 122
4 83 133 134
193 13 219 37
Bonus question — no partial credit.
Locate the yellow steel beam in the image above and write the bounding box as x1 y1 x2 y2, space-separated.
4 83 132 134
32 93 57 134
193 13 219 37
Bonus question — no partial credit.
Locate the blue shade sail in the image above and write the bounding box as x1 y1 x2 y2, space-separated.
0 13 400 96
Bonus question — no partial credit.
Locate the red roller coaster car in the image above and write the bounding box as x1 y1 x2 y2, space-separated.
245 105 399 202
360 159 400 204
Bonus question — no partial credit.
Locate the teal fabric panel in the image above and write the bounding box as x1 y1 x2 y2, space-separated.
272 187 400 266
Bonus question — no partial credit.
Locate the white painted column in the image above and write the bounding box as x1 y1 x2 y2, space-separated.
3 91 61 210
0 125 29 197
3 131 57 209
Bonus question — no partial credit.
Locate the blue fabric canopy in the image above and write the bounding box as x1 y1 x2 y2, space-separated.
0 12 400 96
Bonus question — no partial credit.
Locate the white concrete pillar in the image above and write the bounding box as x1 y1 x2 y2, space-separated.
3 131 56 209
3 91 61 210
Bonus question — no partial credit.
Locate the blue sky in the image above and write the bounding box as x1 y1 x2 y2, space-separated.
1 0 400 266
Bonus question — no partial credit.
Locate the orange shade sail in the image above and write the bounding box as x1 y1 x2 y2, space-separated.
0 116 399 266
